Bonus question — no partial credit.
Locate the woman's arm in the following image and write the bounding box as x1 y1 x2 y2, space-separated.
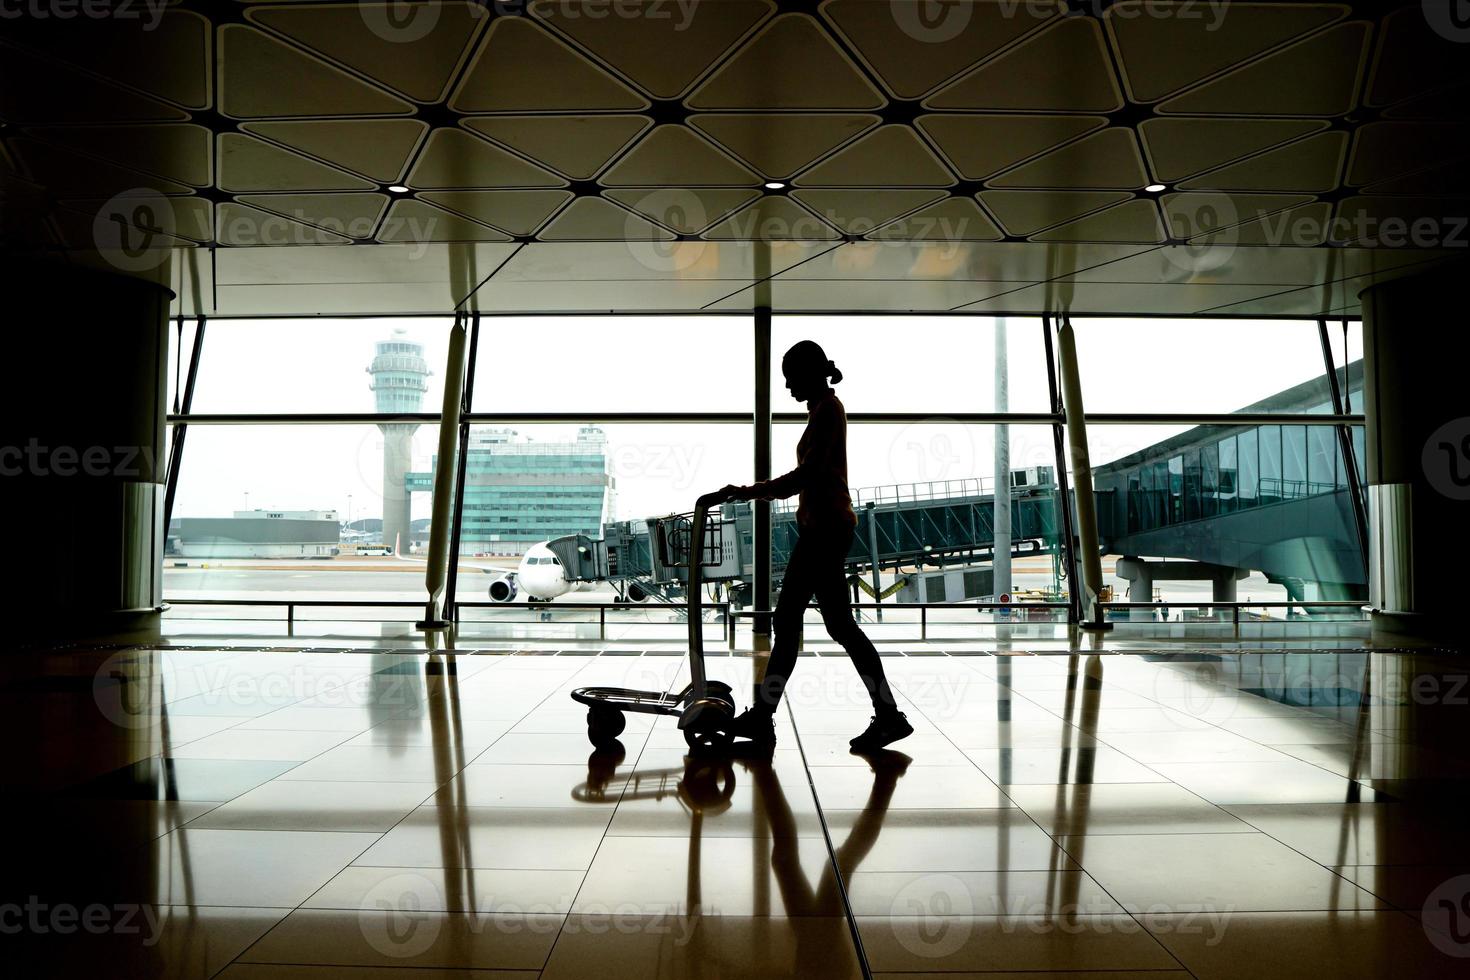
731 400 838 501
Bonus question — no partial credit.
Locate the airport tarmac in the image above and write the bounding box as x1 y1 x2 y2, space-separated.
161 556 1290 607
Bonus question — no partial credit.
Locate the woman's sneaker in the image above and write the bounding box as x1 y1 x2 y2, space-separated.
728 708 777 748
849 712 914 752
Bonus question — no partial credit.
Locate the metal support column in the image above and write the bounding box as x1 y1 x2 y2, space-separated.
163 315 206 530
752 243 773 636
442 312 481 623
866 501 882 622
1056 317 1110 630
993 316 1012 604
1317 318 1370 575
418 313 469 630
1042 317 1081 625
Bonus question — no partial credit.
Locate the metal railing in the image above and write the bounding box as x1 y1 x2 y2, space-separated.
164 597 1366 641
164 597 731 641
853 478 987 507
1101 600 1368 625
729 600 1071 644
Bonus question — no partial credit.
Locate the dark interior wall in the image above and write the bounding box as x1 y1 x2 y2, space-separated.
3 258 173 640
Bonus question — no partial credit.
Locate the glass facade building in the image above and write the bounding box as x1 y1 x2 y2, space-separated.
409 426 610 553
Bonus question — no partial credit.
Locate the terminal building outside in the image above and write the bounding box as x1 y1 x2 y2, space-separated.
408 426 611 555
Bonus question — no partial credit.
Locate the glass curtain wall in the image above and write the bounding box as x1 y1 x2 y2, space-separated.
163 313 1367 631
1075 318 1368 618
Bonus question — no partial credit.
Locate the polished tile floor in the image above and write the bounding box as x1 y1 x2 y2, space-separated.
4 639 1470 978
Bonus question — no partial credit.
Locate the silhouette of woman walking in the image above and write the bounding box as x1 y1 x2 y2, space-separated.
700 340 912 752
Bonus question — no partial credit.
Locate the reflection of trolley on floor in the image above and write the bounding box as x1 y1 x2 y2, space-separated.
570 504 737 750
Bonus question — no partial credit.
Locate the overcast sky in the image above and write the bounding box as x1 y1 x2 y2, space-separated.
173 315 1361 525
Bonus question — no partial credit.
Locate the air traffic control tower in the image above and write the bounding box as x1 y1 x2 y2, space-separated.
367 329 430 555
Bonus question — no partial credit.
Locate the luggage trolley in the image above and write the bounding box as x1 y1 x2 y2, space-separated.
571 503 737 751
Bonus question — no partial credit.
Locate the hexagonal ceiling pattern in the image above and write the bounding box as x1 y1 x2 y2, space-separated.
2 0 1466 317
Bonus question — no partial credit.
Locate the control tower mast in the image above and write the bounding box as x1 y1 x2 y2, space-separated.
368 328 430 555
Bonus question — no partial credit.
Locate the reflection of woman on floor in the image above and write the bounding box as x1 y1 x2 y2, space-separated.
743 751 911 973
700 340 912 752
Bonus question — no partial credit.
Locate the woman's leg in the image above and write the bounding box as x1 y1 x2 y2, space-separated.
811 527 899 716
754 533 817 715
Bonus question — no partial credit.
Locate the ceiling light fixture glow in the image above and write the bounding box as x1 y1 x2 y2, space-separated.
764 181 786 191
387 184 410 194
1144 183 1167 193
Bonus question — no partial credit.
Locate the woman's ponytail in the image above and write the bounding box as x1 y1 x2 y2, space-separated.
827 359 843 384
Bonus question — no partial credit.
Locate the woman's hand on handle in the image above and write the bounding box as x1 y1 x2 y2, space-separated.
696 485 745 510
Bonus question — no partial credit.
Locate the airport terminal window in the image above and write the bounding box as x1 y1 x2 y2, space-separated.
1218 436 1238 513
1259 425 1283 505
772 316 1053 414
1167 456 1183 524
1282 425 1308 497
1201 443 1219 518
191 318 454 414
1071 318 1332 416
470 316 749 413
164 424 440 602
1308 425 1337 492
1183 449 1201 522
1238 428 1259 508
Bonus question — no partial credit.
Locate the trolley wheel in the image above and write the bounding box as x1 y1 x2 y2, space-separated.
681 697 734 752
586 706 626 747
705 680 733 700
683 725 732 751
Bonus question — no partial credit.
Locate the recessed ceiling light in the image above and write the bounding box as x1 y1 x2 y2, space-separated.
1144 183 1167 193
764 181 786 191
387 184 410 194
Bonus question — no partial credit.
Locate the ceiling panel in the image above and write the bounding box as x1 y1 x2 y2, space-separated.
531 0 774 100
926 17 1122 112
686 14 886 110
793 125 955 188
239 119 429 184
955 280 1295 315
820 0 1059 100
493 241 835 283
449 17 648 113
462 115 650 181
247 2 486 103
3 1 1462 317
775 241 1159 283
707 278 1026 312
690 113 880 180
1105 2 1347 104
1158 22 1371 117
217 25 414 119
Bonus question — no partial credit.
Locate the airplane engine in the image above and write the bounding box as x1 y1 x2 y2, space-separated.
625 582 649 603
488 574 518 602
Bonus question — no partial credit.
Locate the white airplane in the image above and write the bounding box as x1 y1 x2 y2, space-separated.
488 541 589 603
